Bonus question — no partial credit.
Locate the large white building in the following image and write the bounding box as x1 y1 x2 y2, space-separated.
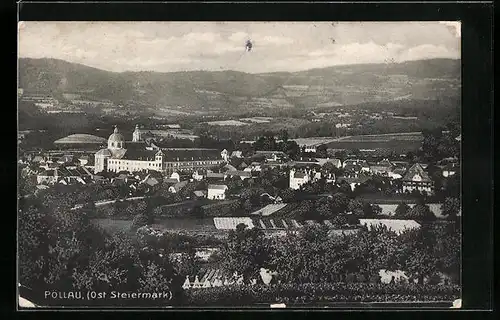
95 126 225 174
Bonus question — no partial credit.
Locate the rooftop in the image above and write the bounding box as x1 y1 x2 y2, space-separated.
208 184 228 190
403 163 431 182
54 134 107 145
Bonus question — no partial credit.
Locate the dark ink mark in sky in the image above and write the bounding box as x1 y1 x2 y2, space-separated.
330 38 336 44
245 40 253 52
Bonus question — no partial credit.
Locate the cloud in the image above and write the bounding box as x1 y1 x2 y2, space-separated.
400 44 460 61
228 32 249 42
18 22 461 73
259 35 294 46
182 32 221 45
439 21 461 38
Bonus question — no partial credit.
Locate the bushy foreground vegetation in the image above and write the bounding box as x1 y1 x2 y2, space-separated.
182 283 461 306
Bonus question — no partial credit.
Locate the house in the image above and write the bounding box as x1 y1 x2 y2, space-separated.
255 151 287 162
343 159 364 168
304 146 317 153
230 151 243 158
402 163 434 194
142 176 160 187
37 169 58 184
163 178 180 184
221 149 229 162
193 190 207 198
223 164 238 172
244 162 262 172
343 159 370 173
360 161 371 173
317 158 342 168
57 155 74 165
192 170 205 181
169 180 188 193
336 175 371 191
114 173 136 184
388 167 407 180
289 169 309 190
289 168 321 190
78 155 90 166
207 184 228 200
442 163 459 177
359 219 421 235
206 171 226 181
239 161 248 170
370 159 394 175
37 166 93 185
169 172 181 182
225 170 252 181
32 155 44 164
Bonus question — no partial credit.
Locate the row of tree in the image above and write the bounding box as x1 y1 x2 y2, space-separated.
218 221 461 286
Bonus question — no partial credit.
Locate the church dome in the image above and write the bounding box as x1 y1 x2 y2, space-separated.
108 126 125 143
108 126 125 149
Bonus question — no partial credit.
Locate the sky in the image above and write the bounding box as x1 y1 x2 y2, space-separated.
18 21 461 73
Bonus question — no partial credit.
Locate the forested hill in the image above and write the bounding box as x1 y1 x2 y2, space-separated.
19 58 460 111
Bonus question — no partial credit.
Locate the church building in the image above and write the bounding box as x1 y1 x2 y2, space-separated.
95 126 226 174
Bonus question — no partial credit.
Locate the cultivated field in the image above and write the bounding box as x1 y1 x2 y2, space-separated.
206 120 249 126
324 132 423 152
338 132 423 142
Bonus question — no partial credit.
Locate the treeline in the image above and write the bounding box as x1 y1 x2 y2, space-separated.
216 221 461 287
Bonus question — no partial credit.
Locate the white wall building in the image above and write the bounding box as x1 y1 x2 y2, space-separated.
207 184 228 200
289 168 321 190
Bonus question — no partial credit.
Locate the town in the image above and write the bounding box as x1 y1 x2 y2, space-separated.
18 118 461 306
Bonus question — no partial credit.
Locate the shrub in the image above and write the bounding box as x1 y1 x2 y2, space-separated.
201 200 241 217
180 283 461 306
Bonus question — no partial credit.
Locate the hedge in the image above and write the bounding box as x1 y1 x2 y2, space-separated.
180 283 460 306
201 200 241 217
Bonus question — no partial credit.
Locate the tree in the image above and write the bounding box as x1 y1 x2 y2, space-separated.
280 188 296 203
316 145 328 158
334 150 348 162
330 193 350 214
399 226 439 284
361 203 380 217
347 199 364 215
220 224 272 284
407 202 436 221
131 214 151 231
278 129 289 143
441 197 460 219
315 197 333 219
395 203 411 217
283 140 300 159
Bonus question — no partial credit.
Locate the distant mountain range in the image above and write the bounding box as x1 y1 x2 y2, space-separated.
18 57 461 113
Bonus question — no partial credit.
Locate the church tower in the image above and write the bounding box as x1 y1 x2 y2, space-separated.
132 124 142 142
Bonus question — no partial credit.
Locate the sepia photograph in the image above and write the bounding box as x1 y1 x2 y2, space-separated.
17 21 462 309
